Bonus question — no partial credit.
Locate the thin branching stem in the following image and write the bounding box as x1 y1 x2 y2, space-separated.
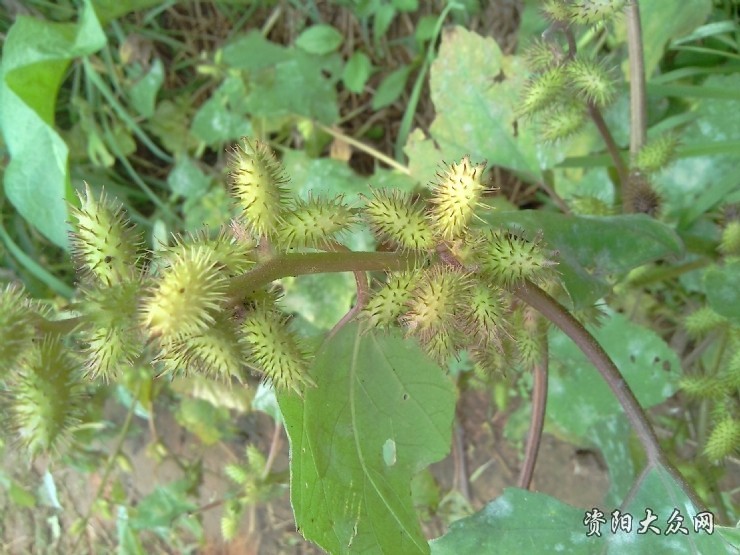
588 102 630 189
558 25 629 192
326 242 370 340
518 336 548 490
512 279 663 464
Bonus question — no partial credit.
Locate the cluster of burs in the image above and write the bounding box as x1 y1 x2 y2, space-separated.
0 138 558 456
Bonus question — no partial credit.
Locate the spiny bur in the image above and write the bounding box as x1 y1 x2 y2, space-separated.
241 303 312 392
141 245 230 340
69 183 142 285
228 138 289 238
363 189 434 252
5 335 84 457
429 156 488 241
0 284 38 373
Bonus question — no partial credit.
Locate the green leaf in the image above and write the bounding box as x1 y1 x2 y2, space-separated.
653 75 740 226
128 479 200 538
430 467 736 554
283 149 370 200
372 65 411 110
430 488 600 554
190 75 252 146
373 4 397 45
167 155 211 199
618 465 737 554
343 51 373 93
0 0 106 248
128 58 164 118
116 506 145 555
222 30 291 71
243 50 340 124
547 312 681 440
296 24 344 55
617 0 712 76
278 322 456 554
587 414 636 507
405 26 562 185
482 211 684 307
704 261 740 324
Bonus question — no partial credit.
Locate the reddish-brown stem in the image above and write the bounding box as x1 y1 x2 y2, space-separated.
326 242 370 340
518 337 548 490
512 279 663 464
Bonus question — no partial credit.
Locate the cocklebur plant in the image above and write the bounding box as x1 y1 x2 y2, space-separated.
521 0 681 216
0 137 558 459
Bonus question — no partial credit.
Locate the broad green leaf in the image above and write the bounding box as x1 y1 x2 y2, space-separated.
0 0 106 248
617 465 737 554
616 0 712 77
430 467 736 554
283 149 370 201
190 75 252 146
278 322 456 554
343 51 373 93
128 58 164 118
547 312 681 440
367 166 420 193
372 65 412 110
430 489 600 554
704 261 740 324
296 24 344 55
242 48 340 124
654 75 740 226
587 414 636 508
482 211 684 307
167 155 211 199
406 26 561 185
222 30 291 71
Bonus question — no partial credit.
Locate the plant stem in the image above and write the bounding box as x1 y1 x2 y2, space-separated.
518 336 548 490
626 0 647 156
512 279 662 464
588 102 630 190
317 123 410 174
225 251 418 299
326 242 370 340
